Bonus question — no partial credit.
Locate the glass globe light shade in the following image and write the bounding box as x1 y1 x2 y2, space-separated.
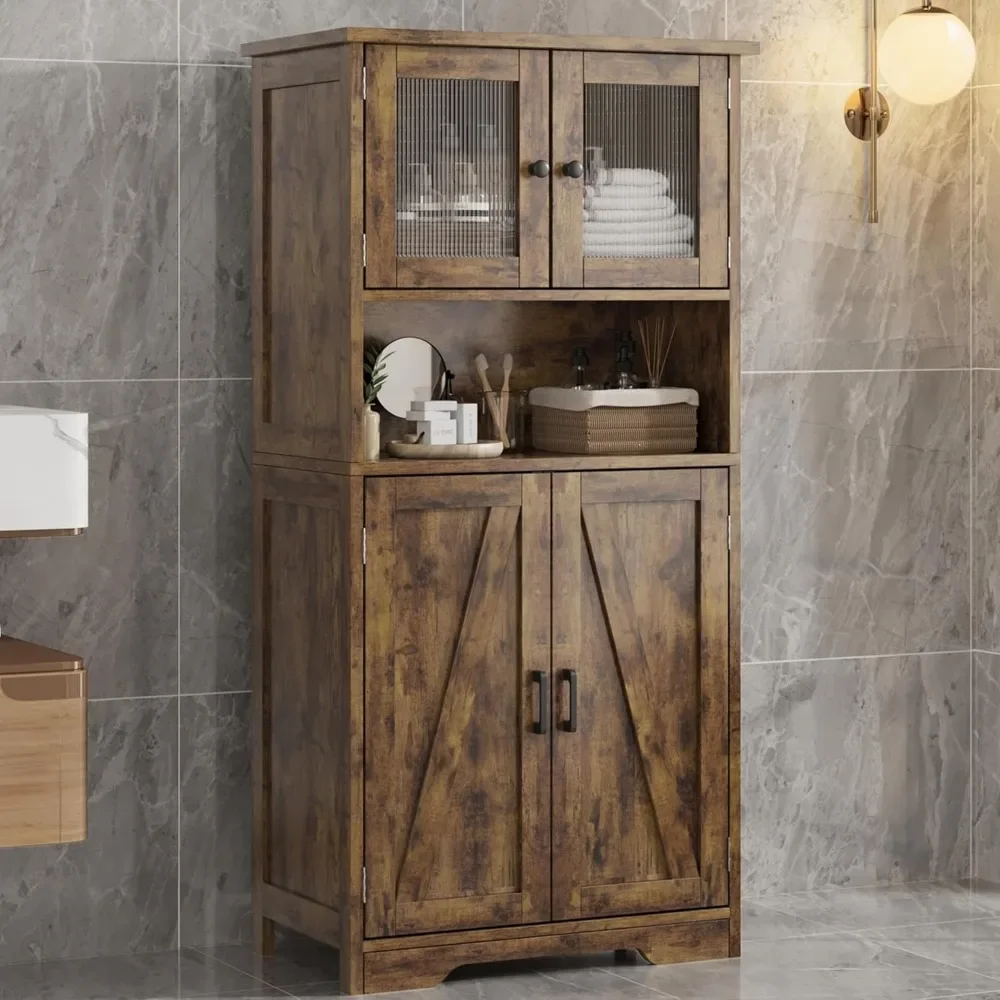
880 6 976 105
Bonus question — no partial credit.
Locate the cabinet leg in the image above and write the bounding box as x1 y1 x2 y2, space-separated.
253 913 276 957
340 943 365 996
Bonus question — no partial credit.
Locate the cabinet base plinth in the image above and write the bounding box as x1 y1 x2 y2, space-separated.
362 914 731 995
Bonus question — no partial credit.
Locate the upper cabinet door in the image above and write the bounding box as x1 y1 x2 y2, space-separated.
551 470 730 920
364 475 552 938
551 53 729 289
365 45 550 289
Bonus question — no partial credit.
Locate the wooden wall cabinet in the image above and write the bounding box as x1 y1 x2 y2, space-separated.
246 26 755 995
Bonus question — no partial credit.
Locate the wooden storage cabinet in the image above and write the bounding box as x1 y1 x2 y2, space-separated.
246 26 755 996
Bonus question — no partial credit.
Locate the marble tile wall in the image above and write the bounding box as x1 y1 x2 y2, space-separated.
0 0 978 966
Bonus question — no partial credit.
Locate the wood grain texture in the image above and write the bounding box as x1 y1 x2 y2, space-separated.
0 669 86 848
552 469 730 921
698 56 729 289
584 258 700 290
395 258 521 289
365 475 551 938
727 56 743 458
363 289 731 302
242 28 760 58
519 49 551 288
255 450 741 478
258 47 344 89
0 637 82 673
364 916 730 993
583 52 699 86
363 903 728 951
364 44 397 289
728 464 742 956
261 884 340 948
255 468 353 912
254 48 359 461
396 45 519 79
551 50 585 289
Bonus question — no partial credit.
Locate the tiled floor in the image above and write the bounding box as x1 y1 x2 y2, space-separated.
4 881 1000 999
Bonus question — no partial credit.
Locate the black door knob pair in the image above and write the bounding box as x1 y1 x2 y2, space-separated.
528 160 584 179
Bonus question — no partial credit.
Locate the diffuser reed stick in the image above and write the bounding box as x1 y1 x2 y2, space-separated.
637 314 679 388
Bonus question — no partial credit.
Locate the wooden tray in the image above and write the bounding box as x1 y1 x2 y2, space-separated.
386 440 505 460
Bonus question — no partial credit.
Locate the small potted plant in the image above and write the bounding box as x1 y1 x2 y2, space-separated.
363 343 391 461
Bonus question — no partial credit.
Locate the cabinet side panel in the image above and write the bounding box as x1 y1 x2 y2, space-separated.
255 47 360 461
256 468 354 909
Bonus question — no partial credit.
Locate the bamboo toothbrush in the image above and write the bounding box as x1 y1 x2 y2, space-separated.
500 353 513 438
474 353 510 448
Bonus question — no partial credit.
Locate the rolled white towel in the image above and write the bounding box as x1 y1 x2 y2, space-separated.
592 167 669 189
585 207 681 224
585 193 677 214
584 215 694 239
584 180 669 199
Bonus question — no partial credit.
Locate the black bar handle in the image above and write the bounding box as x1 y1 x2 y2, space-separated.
532 670 548 735
560 669 578 733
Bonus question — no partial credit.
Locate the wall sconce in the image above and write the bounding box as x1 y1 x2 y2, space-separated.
844 0 976 222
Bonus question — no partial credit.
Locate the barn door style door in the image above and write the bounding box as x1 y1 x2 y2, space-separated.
365 44 551 289
551 470 730 920
364 475 551 938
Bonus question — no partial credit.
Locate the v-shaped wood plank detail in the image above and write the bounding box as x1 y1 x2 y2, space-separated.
582 503 700 881
396 505 521 902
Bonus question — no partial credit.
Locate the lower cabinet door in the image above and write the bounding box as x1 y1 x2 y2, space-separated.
551 470 730 920
364 474 552 937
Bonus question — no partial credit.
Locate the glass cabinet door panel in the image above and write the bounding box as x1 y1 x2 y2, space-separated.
552 53 729 290
366 45 550 289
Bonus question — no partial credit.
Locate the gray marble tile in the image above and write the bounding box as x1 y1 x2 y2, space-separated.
180 66 252 380
741 899 830 941
974 87 1000 368
180 694 253 949
742 654 971 897
0 382 178 699
749 882 994 932
974 373 1000 649
179 0 461 65
180 381 251 694
613 928 996 1000
0 63 178 381
975 1 1000 87
464 0 724 38
0 699 178 965
730 0 970 85
742 83 970 372
974 653 1000 883
742 371 970 662
203 933 340 989
0 0 176 62
872 918 1000 979
0 948 284 999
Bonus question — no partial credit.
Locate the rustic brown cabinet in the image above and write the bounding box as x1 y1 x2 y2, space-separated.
246 25 755 996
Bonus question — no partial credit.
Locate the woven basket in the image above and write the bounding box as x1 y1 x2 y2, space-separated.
532 402 698 455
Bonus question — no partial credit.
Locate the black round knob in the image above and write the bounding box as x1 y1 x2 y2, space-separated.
528 159 551 178
563 160 584 179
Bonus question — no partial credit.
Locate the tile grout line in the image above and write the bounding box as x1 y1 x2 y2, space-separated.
845 929 1000 987
0 55 243 68
969 9 976 882
0 377 252 384
90 690 252 703
187 945 298 995
176 0 183 949
745 650 969 667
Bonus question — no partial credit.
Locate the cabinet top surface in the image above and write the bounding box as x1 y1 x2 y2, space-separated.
241 26 759 59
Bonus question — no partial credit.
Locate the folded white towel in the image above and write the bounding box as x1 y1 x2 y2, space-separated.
585 181 670 199
592 167 669 189
584 215 694 239
585 241 695 258
584 207 682 224
585 193 677 214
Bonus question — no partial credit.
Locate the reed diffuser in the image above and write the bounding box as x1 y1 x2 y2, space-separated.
636 315 678 389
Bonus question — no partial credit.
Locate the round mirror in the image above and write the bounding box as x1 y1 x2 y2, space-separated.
375 338 447 418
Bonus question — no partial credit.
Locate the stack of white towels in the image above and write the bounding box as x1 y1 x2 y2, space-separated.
583 167 694 259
